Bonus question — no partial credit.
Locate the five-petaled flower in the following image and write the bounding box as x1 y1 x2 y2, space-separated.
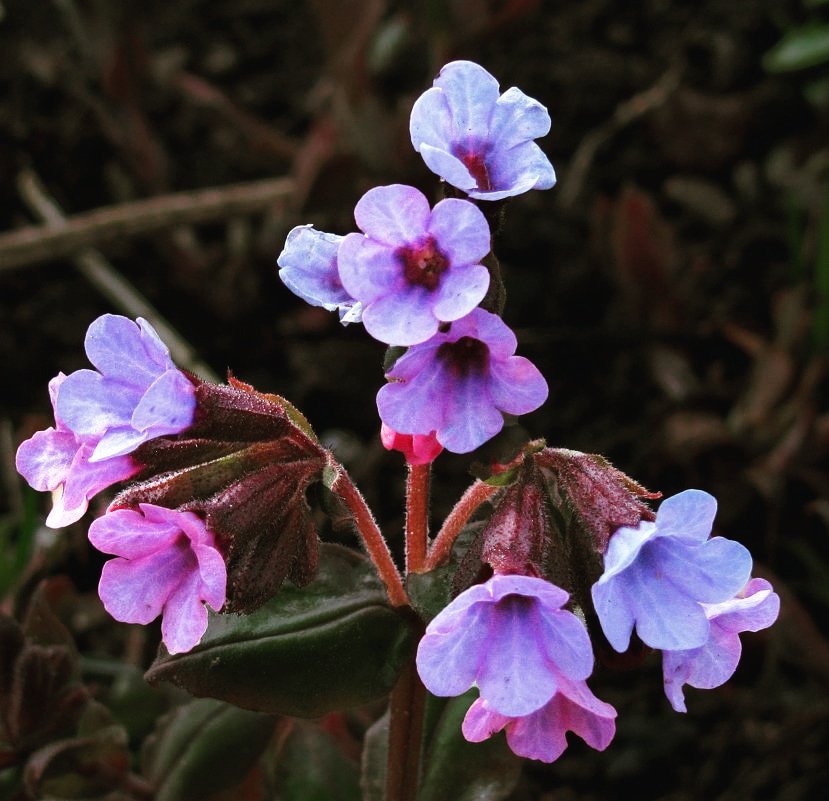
377 307 548 453
16 315 196 527
662 577 780 712
337 184 491 346
88 503 227 654
277 224 363 324
591 489 755 653
416 573 616 761
410 60 556 201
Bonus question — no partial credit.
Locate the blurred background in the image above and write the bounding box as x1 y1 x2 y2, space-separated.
1 1 828 799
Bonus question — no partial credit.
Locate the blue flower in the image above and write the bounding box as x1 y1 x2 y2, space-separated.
54 315 197 461
410 61 555 201
277 224 363 324
591 490 754 652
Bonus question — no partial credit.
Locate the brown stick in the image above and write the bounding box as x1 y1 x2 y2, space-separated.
15 169 221 381
0 171 295 272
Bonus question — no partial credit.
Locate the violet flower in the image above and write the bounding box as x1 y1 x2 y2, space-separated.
54 314 197 461
409 60 555 201
88 503 227 654
462 675 617 763
376 308 548 453
591 489 754 653
417 573 597 716
662 577 780 712
16 373 141 528
336 184 491 346
277 224 363 324
416 573 615 761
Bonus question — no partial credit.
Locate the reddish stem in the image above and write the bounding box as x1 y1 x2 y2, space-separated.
405 463 431 574
330 464 409 608
385 650 427 801
425 479 499 571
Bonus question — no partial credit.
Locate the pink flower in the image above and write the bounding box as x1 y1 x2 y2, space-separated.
16 374 140 527
377 308 548 453
88 503 227 654
463 675 616 763
662 577 780 712
380 423 443 465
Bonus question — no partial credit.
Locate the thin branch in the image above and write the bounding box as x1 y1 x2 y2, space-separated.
16 169 221 381
1 170 295 272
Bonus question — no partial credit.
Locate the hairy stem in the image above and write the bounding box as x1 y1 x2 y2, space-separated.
331 465 409 607
425 479 499 570
385 651 427 801
405 463 431 574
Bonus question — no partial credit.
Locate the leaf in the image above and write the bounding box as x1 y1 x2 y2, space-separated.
23 701 129 800
145 545 418 717
763 24 829 73
142 698 275 801
417 691 521 801
268 718 361 801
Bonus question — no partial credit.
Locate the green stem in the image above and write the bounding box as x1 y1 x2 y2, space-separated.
331 465 409 608
425 479 499 570
405 463 431 574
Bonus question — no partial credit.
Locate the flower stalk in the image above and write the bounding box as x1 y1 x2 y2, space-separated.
328 461 409 608
425 479 499 570
405 462 431 574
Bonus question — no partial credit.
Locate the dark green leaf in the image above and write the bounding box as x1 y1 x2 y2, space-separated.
268 719 361 801
146 545 418 717
418 691 521 801
142 698 275 801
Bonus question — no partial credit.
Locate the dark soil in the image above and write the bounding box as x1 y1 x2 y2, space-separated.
2 1 829 799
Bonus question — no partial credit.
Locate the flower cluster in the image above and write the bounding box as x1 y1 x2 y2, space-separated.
592 489 779 711
414 478 778 762
16 314 225 652
14 58 780 780
278 60 554 455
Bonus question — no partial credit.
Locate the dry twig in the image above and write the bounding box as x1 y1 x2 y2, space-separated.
1 172 295 272
15 169 224 382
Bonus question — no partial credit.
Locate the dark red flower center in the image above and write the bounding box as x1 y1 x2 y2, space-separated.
397 237 449 291
436 335 490 377
459 151 493 191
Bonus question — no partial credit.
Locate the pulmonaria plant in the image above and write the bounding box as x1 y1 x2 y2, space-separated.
15 59 779 799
